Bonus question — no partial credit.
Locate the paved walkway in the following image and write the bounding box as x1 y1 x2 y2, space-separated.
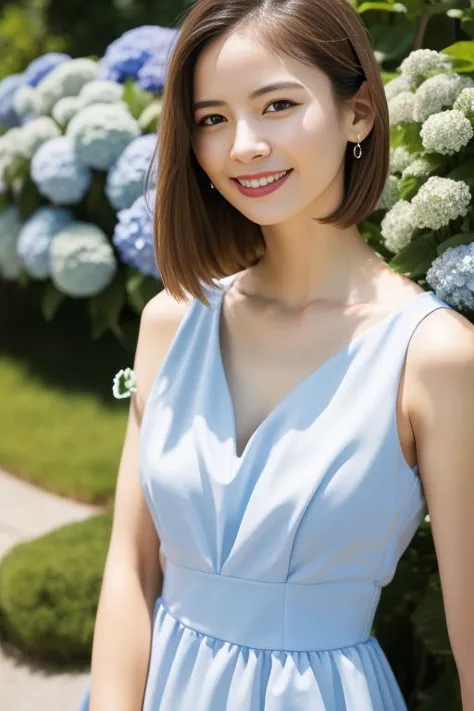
0 468 103 711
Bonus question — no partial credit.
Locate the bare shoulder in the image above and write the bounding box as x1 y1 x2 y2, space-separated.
406 303 474 422
133 289 192 409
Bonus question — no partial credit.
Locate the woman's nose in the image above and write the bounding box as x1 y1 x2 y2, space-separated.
229 121 270 162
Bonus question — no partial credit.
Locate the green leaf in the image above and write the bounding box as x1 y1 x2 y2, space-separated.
398 175 421 201
16 174 44 221
390 123 423 152
389 232 439 277
122 80 155 120
87 275 126 339
446 158 474 187
125 268 160 314
41 282 66 322
460 9 474 39
441 41 474 73
357 2 407 12
411 575 452 655
369 22 417 63
437 231 474 254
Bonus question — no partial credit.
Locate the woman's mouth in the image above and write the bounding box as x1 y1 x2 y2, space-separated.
231 169 293 198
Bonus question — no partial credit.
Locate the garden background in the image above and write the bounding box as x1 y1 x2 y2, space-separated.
1 0 474 709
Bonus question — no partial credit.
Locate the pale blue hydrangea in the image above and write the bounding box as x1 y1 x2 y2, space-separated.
420 109 473 155
426 243 474 310
375 175 400 211
17 206 74 279
389 146 413 175
113 193 160 279
77 80 124 108
35 58 99 116
99 25 178 84
380 200 417 253
0 74 24 128
388 92 415 126
137 49 175 92
106 134 156 211
0 204 23 279
384 75 414 101
18 116 61 160
52 96 83 128
399 49 452 86
453 87 474 115
411 177 471 230
24 53 71 88
31 136 92 205
401 156 434 179
14 85 37 120
50 222 117 297
67 102 140 170
413 73 473 123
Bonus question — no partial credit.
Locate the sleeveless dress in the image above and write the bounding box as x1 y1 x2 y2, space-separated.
79 274 453 711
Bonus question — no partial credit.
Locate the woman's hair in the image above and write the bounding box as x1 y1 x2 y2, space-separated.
149 0 389 304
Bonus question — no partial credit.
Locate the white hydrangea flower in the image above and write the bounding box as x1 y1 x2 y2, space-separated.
14 85 37 118
52 96 83 128
411 176 471 230
413 73 474 123
399 49 452 86
388 92 415 126
384 75 414 101
35 58 99 115
376 175 400 211
381 200 417 253
426 243 474 311
78 80 124 108
453 87 474 115
18 116 61 159
112 367 138 399
401 156 433 179
420 109 473 155
389 146 413 175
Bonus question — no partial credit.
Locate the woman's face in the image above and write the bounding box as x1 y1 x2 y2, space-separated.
191 28 356 226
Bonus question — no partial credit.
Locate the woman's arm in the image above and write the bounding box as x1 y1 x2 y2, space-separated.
89 290 189 711
408 308 474 709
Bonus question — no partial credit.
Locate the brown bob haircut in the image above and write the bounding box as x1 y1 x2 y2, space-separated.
150 0 389 304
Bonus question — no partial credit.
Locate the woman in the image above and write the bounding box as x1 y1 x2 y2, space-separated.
82 0 474 709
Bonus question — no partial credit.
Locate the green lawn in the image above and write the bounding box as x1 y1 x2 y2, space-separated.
0 284 136 506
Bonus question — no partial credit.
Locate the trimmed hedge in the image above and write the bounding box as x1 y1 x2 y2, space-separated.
0 510 112 664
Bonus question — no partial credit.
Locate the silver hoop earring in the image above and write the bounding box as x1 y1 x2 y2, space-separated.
210 182 215 189
353 141 362 160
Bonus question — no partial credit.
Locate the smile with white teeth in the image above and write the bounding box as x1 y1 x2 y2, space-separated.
236 170 289 188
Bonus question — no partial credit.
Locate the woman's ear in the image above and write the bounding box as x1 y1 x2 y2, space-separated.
346 80 376 142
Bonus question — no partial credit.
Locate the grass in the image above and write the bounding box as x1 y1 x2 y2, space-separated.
0 282 137 506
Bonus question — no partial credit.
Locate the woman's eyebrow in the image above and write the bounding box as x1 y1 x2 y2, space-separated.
192 80 306 112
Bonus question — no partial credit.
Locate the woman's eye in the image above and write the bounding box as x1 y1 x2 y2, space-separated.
198 114 224 127
265 99 296 113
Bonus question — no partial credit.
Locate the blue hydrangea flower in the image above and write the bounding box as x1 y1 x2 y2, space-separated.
0 204 23 279
17 206 74 279
137 48 174 92
50 221 117 297
113 192 160 279
67 102 140 170
19 116 61 160
105 134 157 210
31 136 92 205
426 242 474 311
0 74 24 129
99 25 178 84
24 53 71 88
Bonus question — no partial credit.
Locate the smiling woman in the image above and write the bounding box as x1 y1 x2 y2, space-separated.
80 1 474 711
150 0 389 304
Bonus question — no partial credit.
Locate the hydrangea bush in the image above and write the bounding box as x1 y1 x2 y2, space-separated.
0 25 173 341
365 46 474 316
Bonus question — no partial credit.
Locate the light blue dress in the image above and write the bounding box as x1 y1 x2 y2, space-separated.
80 274 453 710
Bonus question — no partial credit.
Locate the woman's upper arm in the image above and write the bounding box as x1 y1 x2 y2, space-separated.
106 289 190 604
408 307 474 678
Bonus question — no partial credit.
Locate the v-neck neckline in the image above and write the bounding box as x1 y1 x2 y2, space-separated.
213 275 434 461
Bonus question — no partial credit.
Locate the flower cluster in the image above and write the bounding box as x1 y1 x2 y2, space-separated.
411 177 471 231
106 134 156 210
0 74 24 128
17 206 74 279
113 193 160 279
50 222 117 297
34 58 99 116
31 136 92 205
420 110 473 155
426 244 474 311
